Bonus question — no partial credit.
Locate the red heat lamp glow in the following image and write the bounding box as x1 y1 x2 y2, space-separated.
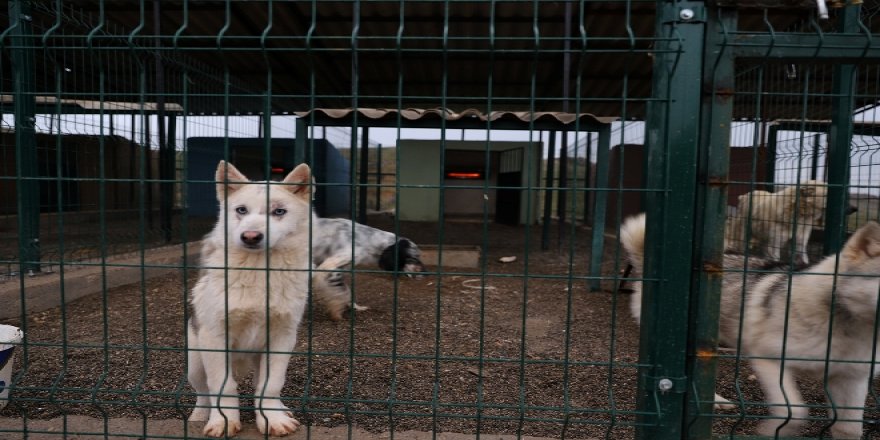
271 167 286 174
446 172 482 180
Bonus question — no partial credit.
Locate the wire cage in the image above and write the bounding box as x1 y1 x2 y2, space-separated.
1 1 879 439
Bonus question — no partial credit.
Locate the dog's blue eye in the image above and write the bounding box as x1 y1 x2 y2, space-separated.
273 208 287 216
235 206 248 215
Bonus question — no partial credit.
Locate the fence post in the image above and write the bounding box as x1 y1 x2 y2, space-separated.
358 126 370 224
9 0 41 274
824 3 860 255
376 143 383 211
765 124 778 191
582 133 593 225
588 125 610 291
541 130 556 250
685 5 736 438
295 117 307 165
635 1 705 438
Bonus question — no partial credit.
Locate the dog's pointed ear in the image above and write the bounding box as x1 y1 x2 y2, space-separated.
282 163 314 201
215 161 249 202
842 221 880 263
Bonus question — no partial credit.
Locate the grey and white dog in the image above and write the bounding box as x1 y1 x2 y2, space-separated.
311 217 425 320
622 213 880 438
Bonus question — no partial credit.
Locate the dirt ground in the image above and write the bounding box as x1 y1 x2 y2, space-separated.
1 218 878 439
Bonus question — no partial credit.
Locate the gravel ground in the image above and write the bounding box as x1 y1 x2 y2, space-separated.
2 218 879 439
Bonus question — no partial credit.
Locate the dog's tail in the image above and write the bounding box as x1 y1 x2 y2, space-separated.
620 213 647 274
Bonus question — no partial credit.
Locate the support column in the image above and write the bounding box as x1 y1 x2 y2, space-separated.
376 143 383 211
765 125 778 191
358 126 370 224
686 5 736 438
824 3 860 255
588 125 610 292
635 2 705 438
10 0 40 274
583 133 593 225
557 131 569 247
541 131 557 250
295 118 307 165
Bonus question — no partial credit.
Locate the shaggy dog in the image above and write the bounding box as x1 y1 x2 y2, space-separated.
725 180 853 264
187 161 313 437
623 213 880 438
310 218 425 320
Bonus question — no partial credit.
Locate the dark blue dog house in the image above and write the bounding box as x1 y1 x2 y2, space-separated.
186 137 350 218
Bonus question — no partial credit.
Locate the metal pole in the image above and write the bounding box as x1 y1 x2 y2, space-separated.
765 125 778 191
144 114 153 229
154 0 172 242
295 118 307 165
686 5 736 438
588 126 610 292
583 133 593 225
359 126 370 224
635 2 705 438
824 3 860 255
811 132 821 181
541 130 557 250
10 0 40 274
375 143 383 212
557 132 569 248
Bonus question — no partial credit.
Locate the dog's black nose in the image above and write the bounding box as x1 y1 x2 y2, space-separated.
241 231 264 246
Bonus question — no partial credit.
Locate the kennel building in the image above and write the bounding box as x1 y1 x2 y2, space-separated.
2 1 880 439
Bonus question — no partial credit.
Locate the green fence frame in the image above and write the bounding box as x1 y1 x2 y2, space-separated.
2 0 878 439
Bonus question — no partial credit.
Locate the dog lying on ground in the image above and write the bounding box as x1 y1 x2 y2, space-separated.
200 215 425 321
623 212 880 438
311 217 425 320
725 180 858 264
187 161 313 437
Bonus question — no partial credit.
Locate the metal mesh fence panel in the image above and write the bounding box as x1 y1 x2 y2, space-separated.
0 1 878 439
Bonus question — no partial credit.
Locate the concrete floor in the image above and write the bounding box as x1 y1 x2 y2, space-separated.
0 416 559 439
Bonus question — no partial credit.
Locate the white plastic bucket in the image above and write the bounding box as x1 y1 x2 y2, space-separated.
0 324 23 409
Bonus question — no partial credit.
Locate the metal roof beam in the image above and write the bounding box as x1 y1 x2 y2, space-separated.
725 32 877 61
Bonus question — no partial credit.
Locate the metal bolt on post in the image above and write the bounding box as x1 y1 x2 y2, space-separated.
657 378 674 392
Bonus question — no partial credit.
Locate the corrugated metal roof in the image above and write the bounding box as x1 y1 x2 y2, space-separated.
295 107 615 130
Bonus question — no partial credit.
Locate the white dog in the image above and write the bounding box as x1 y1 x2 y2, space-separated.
727 181 829 264
187 161 313 437
623 213 880 438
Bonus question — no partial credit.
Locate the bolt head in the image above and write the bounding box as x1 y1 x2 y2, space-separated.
658 378 674 391
679 9 695 20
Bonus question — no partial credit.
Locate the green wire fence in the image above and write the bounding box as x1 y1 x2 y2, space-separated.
0 0 878 439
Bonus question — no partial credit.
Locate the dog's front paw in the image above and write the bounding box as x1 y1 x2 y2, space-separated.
256 411 301 436
203 417 242 438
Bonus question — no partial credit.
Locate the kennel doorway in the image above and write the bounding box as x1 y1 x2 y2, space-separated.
398 140 539 224
441 148 523 224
